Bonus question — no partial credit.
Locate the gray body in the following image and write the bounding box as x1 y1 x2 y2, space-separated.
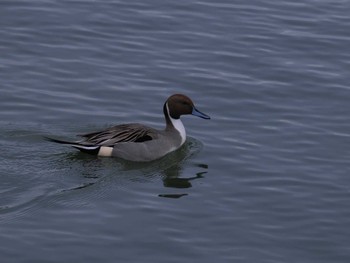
111 128 182 161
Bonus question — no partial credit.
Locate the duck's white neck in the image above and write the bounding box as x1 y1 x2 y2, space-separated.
166 103 186 145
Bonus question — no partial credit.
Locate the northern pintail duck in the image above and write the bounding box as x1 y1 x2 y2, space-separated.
47 94 210 162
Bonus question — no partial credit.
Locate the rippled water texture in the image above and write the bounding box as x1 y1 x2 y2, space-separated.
1 1 350 262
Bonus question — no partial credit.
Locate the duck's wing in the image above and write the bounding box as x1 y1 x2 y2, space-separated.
78 123 159 146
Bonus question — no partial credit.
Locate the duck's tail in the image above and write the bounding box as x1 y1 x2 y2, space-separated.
44 136 101 155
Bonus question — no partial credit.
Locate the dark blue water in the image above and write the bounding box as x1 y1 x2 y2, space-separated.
1 1 350 262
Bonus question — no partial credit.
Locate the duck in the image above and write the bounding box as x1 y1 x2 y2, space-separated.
46 94 210 162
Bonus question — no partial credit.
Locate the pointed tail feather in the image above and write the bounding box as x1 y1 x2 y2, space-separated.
44 136 77 145
45 136 101 155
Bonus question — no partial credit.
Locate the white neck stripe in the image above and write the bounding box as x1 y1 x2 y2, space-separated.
166 103 186 145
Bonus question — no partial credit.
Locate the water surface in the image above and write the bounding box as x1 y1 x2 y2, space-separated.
1 1 350 262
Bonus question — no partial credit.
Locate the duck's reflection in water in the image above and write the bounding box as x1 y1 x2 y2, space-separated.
159 169 207 199
157 140 208 198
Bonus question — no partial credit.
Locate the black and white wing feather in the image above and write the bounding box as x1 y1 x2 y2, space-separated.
46 123 159 155
79 123 158 146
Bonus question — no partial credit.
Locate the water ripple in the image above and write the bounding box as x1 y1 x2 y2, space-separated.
1 0 350 262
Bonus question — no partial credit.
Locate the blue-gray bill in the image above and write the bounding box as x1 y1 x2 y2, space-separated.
192 107 211 119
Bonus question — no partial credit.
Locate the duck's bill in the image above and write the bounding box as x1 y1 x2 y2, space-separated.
192 107 211 119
